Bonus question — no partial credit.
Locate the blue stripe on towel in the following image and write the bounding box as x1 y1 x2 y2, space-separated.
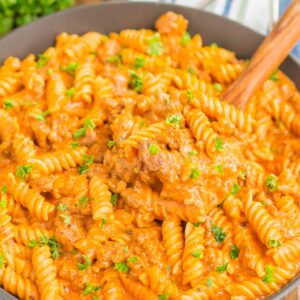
223 0 233 17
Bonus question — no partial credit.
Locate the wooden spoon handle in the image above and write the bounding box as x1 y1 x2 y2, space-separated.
221 0 300 110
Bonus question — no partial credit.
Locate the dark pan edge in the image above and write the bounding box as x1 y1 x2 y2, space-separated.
0 2 299 299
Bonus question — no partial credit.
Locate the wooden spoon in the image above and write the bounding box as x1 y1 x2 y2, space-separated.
221 0 300 110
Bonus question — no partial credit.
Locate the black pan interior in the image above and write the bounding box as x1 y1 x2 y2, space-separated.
0 2 299 300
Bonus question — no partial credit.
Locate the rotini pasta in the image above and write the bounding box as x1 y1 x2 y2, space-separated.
0 11 299 300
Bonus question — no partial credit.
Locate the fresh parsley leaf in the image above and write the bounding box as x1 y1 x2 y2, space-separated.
48 237 61 259
215 137 224 151
262 265 275 283
190 168 201 179
158 294 169 300
57 203 68 211
111 194 119 206
129 70 143 93
216 164 224 176
192 251 203 259
147 33 163 56
66 87 75 98
3 99 14 109
0 199 7 209
73 127 86 139
70 141 79 149
114 262 129 273
206 277 213 287
16 165 32 180
39 235 49 246
210 43 218 49
266 174 279 192
187 67 195 74
186 90 193 103
134 56 146 69
62 62 79 75
1 186 7 195
78 154 94 175
77 255 91 271
127 256 138 263
60 214 71 225
35 110 50 122
82 283 101 296
216 262 229 273
76 196 90 208
27 240 38 249
0 254 6 269
211 224 227 243
188 150 198 157
192 222 200 227
166 114 182 127
230 245 240 259
181 32 191 46
230 183 241 196
84 117 96 131
71 249 78 255
100 218 106 229
267 238 282 249
106 54 122 65
107 140 117 148
37 54 48 68
269 70 278 82
213 83 223 92
149 144 160 155
123 245 129 254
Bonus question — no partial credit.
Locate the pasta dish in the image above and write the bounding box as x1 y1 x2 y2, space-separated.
0 11 299 300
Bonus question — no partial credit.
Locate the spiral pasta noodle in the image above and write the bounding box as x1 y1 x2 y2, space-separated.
0 10 299 300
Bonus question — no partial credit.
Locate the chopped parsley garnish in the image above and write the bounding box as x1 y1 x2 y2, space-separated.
36 54 48 68
82 283 101 296
27 236 61 259
239 170 247 180
192 222 201 227
216 164 224 176
216 262 229 273
35 110 50 122
3 99 14 109
60 214 71 225
210 43 218 49
186 90 194 103
100 218 106 229
70 141 79 149
114 262 129 273
134 56 146 69
164 98 170 105
107 140 117 148
62 62 79 75
76 196 90 208
230 245 240 259
149 144 160 155
269 70 278 82
181 32 191 46
147 33 163 56
188 150 198 157
73 127 86 139
27 240 38 249
267 238 282 249
77 255 91 271
123 245 129 253
211 224 227 243
57 203 68 211
71 249 78 255
190 168 201 179
129 70 143 93
230 183 241 196
262 265 275 283
127 256 138 263
84 117 96 131
0 199 7 209
266 174 279 192
1 186 7 195
215 137 224 151
206 278 213 287
192 251 203 259
111 193 119 206
0 254 6 269
166 114 182 127
213 83 223 92
16 165 32 180
187 67 195 74
106 54 122 65
158 294 170 300
66 87 75 98
78 154 94 175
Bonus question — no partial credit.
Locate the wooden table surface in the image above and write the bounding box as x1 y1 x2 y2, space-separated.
75 1 299 299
